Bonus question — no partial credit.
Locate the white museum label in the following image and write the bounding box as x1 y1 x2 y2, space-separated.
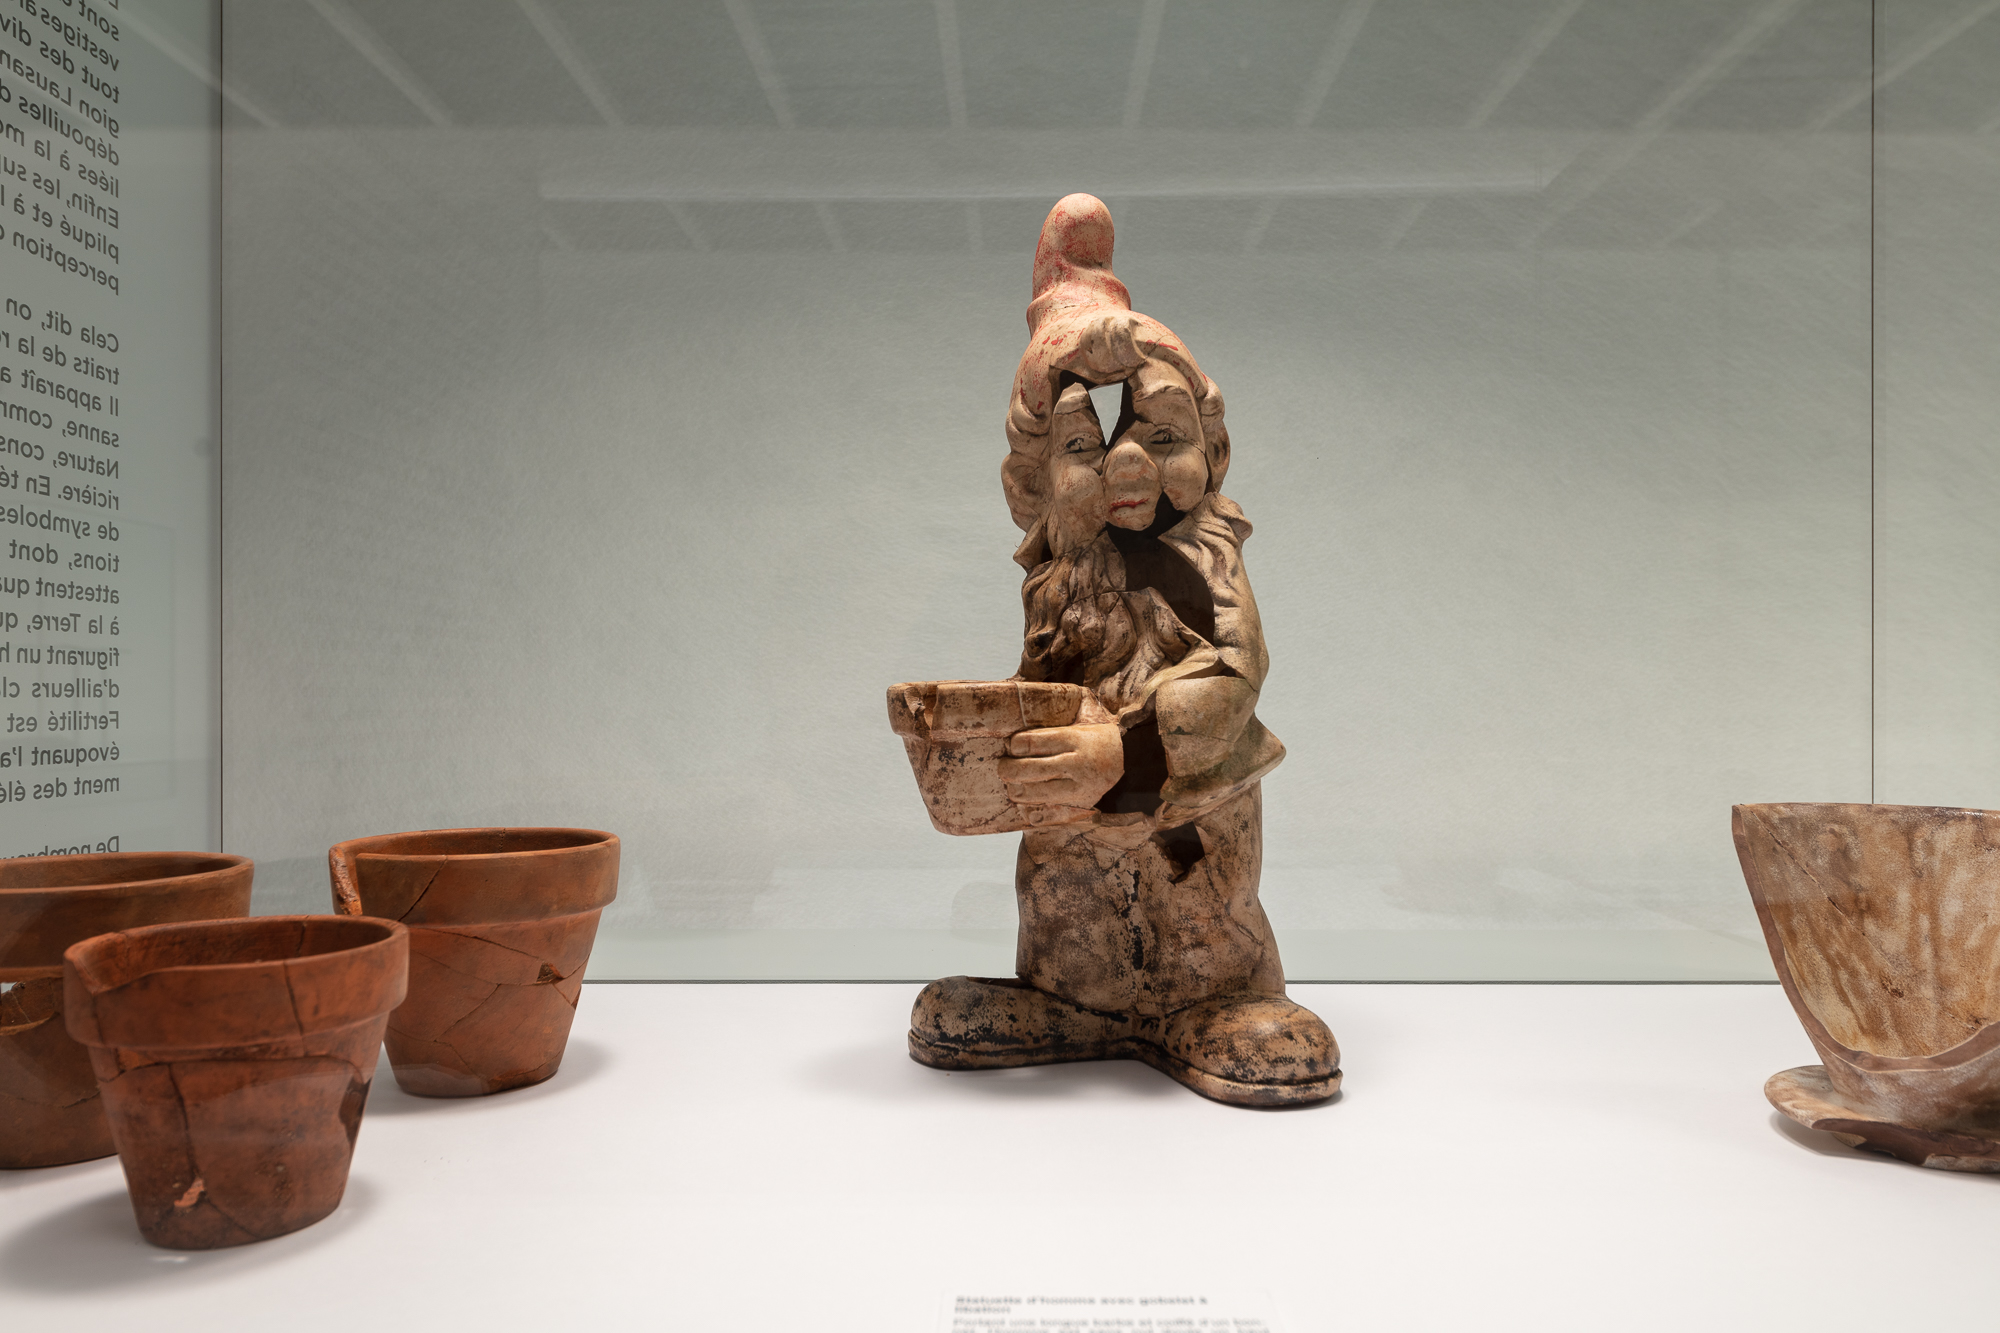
939 1291 1277 1332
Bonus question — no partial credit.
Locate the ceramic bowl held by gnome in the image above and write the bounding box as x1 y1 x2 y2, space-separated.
888 681 1100 834
64 915 407 1249
329 827 619 1097
1734 803 2000 1171
0 852 253 1169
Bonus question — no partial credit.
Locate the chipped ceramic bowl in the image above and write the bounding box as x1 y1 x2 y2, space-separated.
1734 802 2000 1171
887 680 1096 835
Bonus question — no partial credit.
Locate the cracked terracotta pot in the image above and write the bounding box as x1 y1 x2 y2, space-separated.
328 827 619 1097
0 852 253 1169
1735 802 2000 1171
63 914 408 1248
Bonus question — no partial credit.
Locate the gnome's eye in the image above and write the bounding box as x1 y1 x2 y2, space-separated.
1062 437 1103 456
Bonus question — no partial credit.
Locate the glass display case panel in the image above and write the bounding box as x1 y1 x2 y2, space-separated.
0 0 221 860
219 0 1888 980
1872 0 2000 813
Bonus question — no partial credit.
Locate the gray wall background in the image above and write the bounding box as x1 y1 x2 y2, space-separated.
218 0 1993 980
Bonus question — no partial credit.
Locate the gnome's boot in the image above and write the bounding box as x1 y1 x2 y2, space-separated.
910 788 1341 1106
1143 992 1340 1108
909 977 1340 1107
908 975 1136 1069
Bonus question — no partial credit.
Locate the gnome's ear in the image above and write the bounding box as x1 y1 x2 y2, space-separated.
1197 374 1229 492
1012 516 1051 570
1002 441 1049 532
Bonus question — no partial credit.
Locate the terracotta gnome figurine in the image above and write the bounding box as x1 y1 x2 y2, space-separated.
893 194 1339 1107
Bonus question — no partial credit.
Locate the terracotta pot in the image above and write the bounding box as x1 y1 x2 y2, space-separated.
328 828 619 1097
1734 802 2000 1170
888 680 1097 834
63 914 407 1248
0 852 253 1169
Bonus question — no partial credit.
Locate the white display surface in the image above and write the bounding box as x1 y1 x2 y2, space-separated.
1 982 1989 1331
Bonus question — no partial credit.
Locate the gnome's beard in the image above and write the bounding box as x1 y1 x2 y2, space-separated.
1016 533 1207 715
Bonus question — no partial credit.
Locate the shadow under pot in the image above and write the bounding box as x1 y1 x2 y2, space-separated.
63 914 408 1249
0 852 253 1170
1734 802 2000 1172
328 827 619 1098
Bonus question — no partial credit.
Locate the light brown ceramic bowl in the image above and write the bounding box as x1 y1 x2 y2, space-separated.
1735 802 2000 1168
887 680 1095 835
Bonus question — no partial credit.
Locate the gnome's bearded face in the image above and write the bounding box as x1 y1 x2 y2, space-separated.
1003 195 1229 570
1040 363 1213 556
1041 388 1112 559
1103 360 1211 531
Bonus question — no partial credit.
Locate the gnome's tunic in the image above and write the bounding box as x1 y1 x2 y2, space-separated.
1014 492 1287 1017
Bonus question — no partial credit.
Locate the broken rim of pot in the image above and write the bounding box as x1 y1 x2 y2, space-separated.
327 828 619 925
0 853 254 982
63 915 409 1052
1733 802 2000 1076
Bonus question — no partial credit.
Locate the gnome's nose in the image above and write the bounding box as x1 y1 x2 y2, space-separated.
1103 439 1157 488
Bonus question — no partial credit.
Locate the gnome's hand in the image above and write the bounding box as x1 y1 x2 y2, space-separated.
999 723 1123 814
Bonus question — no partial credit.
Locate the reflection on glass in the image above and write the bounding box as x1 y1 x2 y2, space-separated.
219 1 1907 981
